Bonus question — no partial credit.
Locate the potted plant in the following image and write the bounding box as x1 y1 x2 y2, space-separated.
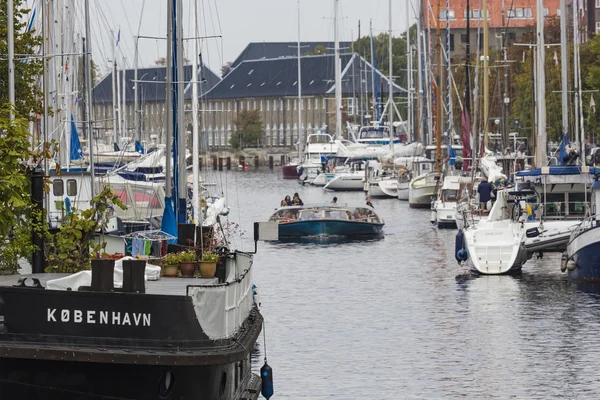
162 252 180 277
179 250 197 277
199 251 219 278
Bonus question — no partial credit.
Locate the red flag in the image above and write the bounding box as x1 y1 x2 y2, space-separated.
461 109 471 171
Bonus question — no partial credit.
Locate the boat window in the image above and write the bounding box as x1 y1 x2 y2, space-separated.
324 210 346 219
299 210 320 220
53 179 64 196
568 192 587 216
444 190 458 201
66 179 77 196
541 193 565 218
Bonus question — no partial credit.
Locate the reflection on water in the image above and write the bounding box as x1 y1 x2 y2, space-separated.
215 169 600 398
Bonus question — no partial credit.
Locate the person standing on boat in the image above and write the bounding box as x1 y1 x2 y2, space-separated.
366 197 374 208
477 179 493 209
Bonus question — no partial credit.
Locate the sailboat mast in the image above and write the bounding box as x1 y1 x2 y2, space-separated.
417 6 424 144
176 0 186 223
574 3 585 162
535 0 547 166
559 0 568 142
483 0 489 151
334 0 342 138
435 0 443 172
112 38 118 145
192 0 201 228
165 0 173 197
8 0 15 120
122 56 127 137
297 0 303 158
370 20 376 124
84 0 95 196
406 0 412 141
388 0 394 146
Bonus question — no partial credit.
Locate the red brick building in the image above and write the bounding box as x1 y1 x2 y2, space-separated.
423 0 562 56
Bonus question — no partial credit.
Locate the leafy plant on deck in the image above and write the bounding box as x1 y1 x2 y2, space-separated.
0 112 53 274
45 186 126 273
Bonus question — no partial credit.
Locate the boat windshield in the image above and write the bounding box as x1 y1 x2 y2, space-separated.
269 208 300 221
359 127 389 140
308 134 332 144
299 210 321 220
442 189 458 202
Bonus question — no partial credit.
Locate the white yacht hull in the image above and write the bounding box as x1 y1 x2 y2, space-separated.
324 174 365 191
463 220 529 275
408 174 439 208
367 179 398 198
434 202 457 229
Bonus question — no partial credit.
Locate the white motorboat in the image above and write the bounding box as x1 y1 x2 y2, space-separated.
324 170 365 191
409 172 440 208
460 189 532 274
431 175 461 228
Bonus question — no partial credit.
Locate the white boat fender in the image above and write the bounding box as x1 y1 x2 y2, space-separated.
430 209 437 224
567 260 577 271
560 253 568 272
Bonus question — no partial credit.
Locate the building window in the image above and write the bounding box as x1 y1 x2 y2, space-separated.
508 32 516 41
557 8 561 16
461 33 467 43
287 99 290 110
597 0 600 8
465 9 488 19
439 9 455 19
234 101 237 112
315 98 319 109
348 98 357 115
280 99 284 111
449 34 455 51
524 8 532 18
544 7 549 16
308 99 311 110
253 101 256 110
260 101 263 111
323 98 326 109
294 99 297 110
267 100 270 111
597 21 600 34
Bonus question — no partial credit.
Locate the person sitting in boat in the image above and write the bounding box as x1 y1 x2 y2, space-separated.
293 193 304 206
477 179 493 210
284 195 293 206
366 197 374 208
280 199 287 207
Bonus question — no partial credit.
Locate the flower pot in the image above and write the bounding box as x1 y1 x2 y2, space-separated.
180 262 198 277
199 261 217 278
163 265 179 277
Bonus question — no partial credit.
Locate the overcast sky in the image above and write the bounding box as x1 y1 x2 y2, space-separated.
86 0 415 77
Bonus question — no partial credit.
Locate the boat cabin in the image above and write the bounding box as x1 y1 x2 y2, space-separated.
269 205 382 224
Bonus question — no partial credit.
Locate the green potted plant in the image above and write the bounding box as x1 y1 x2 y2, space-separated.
199 251 219 278
179 250 198 277
162 252 180 277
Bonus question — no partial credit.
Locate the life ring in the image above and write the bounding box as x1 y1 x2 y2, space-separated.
279 219 294 223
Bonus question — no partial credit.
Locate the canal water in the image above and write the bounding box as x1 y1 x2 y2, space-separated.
214 168 600 399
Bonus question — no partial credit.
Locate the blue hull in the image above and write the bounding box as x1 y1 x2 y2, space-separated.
278 220 383 238
569 241 600 281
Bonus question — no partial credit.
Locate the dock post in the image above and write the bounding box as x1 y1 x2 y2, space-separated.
254 155 259 169
269 155 274 169
212 156 217 170
218 157 223 171
226 156 231 170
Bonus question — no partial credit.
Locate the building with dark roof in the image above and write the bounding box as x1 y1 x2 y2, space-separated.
200 52 405 148
230 41 352 68
91 64 220 142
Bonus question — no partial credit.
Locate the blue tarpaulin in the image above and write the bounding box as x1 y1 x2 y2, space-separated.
70 115 83 161
161 197 178 242
517 166 599 176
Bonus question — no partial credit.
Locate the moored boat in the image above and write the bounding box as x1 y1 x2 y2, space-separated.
269 204 384 238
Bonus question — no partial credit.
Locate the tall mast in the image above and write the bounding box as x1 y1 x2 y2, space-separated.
297 0 303 158
388 0 394 151
134 37 140 143
417 5 424 143
559 0 568 148
8 0 15 120
176 0 186 223
122 56 127 137
574 2 584 162
501 0 509 150
445 0 452 146
406 0 412 141
435 0 443 172
165 0 173 199
370 20 376 124
112 35 118 145
84 0 95 196
464 0 472 170
334 0 342 138
483 0 489 151
535 0 547 166
192 0 201 228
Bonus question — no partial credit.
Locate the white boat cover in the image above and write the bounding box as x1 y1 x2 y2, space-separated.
46 257 161 291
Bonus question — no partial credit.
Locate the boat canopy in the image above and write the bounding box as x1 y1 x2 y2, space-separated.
516 166 600 176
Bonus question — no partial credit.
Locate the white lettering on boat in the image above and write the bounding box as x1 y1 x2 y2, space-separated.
47 308 151 327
